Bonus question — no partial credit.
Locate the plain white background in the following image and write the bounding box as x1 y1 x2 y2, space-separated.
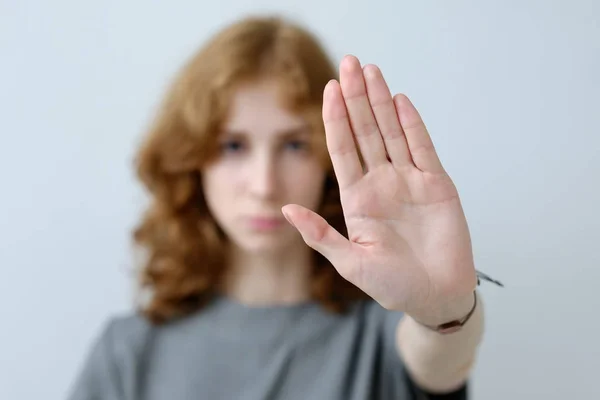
1 0 598 398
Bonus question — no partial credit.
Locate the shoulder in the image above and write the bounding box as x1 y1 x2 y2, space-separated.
104 311 152 340
98 311 154 357
67 312 153 400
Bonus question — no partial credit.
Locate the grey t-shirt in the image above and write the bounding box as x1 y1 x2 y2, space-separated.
67 296 467 400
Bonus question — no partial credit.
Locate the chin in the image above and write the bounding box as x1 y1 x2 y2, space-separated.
234 232 297 255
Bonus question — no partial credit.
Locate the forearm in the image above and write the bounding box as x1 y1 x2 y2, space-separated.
396 291 484 393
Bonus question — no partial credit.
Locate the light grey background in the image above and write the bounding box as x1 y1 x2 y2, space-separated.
1 0 598 398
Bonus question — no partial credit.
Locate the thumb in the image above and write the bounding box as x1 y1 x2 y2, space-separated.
281 204 353 273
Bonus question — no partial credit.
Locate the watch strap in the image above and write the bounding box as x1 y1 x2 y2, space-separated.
422 270 503 334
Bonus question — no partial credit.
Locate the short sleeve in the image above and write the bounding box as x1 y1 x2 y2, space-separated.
67 320 123 400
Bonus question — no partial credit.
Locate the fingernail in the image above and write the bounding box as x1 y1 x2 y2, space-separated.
282 210 296 228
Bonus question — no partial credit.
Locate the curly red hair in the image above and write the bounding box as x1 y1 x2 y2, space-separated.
133 15 368 324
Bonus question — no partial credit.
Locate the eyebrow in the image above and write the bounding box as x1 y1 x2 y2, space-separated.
221 125 311 138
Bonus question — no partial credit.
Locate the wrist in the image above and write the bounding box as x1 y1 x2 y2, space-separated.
407 291 477 328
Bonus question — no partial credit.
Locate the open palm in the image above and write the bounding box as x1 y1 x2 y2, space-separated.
282 55 477 314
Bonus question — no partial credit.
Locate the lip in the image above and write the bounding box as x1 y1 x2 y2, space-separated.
245 216 285 230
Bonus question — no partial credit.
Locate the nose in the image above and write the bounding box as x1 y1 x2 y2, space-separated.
248 152 278 200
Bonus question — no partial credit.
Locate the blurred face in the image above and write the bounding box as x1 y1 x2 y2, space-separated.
202 79 327 254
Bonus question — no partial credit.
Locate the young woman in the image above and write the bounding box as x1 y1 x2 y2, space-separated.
68 15 494 400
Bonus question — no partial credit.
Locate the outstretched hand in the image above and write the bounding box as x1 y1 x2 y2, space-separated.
282 55 477 316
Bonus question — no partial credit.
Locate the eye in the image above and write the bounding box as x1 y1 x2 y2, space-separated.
219 139 245 154
285 139 310 152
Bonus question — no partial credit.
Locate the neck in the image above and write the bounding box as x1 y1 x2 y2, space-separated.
220 242 314 306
